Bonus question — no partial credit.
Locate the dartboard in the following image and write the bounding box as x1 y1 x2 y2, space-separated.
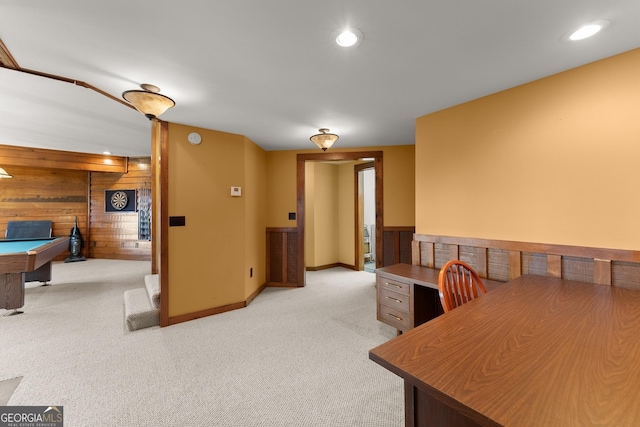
110 191 128 210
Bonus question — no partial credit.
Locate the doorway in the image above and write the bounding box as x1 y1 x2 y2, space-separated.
296 151 383 286
355 162 375 272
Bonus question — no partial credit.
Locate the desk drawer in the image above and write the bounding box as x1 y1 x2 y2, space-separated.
378 304 411 331
379 287 410 312
377 275 410 295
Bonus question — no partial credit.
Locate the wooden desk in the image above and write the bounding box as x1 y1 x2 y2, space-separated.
369 275 640 426
1 237 69 312
376 263 501 333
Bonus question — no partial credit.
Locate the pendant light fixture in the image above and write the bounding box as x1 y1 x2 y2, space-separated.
310 128 339 151
122 84 175 120
0 167 12 178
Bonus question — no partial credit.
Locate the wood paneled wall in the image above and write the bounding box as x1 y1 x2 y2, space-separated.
0 165 88 260
1 145 151 261
412 234 640 290
89 157 151 260
266 227 299 287
382 226 415 266
0 143 127 173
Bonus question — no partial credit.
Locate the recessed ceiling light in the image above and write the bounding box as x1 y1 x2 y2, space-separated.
103 151 111 155
336 28 364 48
568 20 610 41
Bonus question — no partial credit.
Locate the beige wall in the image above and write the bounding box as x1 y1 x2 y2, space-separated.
243 138 267 297
166 123 266 317
303 161 360 268
380 145 415 226
304 163 316 265
338 162 356 266
163 131 414 317
415 48 640 250
266 145 415 229
305 162 340 267
269 146 415 268
266 150 299 228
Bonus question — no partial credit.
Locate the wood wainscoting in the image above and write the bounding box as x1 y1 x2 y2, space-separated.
412 234 640 289
266 227 299 287
383 226 415 267
265 226 416 285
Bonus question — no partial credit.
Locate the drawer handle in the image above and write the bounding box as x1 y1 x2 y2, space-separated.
386 296 402 304
385 282 402 289
389 314 403 321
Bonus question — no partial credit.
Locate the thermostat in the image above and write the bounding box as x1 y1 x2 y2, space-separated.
231 186 242 197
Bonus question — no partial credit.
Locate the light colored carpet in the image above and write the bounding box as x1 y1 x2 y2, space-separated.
0 376 22 405
0 260 402 426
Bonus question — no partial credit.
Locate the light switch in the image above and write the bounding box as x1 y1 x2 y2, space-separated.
231 186 242 197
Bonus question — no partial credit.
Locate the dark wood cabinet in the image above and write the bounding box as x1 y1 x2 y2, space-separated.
375 264 444 333
376 263 502 333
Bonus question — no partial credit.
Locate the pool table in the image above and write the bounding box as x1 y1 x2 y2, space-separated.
1 237 69 313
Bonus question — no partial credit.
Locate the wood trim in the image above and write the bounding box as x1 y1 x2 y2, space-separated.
154 120 170 327
449 245 459 261
425 242 435 268
383 226 415 231
168 301 246 326
594 259 612 286
296 156 305 286
281 232 288 282
0 143 127 173
414 234 640 263
266 227 297 233
0 38 19 68
297 151 384 286
265 231 272 284
245 283 267 306
265 282 299 288
509 251 522 280
411 240 420 266
354 161 374 272
375 157 384 268
297 151 384 162
306 262 356 271
476 248 488 278
85 171 91 255
1 65 134 111
169 281 269 325
547 254 562 278
413 233 640 288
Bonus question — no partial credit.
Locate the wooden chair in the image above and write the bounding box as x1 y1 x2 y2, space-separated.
438 260 487 312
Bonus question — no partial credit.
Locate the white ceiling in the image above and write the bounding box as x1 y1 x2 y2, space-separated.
1 1 639 157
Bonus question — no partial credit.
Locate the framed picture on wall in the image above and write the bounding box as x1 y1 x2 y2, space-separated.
105 189 136 212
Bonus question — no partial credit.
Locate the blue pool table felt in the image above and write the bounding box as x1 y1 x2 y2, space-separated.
0 239 57 254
